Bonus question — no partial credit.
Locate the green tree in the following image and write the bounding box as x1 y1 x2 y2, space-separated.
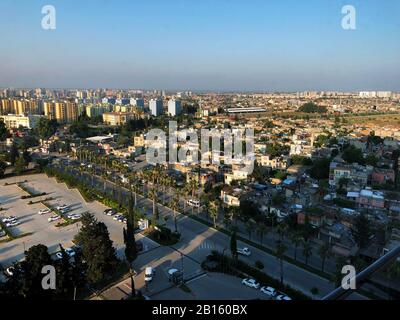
14 156 26 175
302 239 313 265
351 213 372 249
245 219 255 240
21 244 54 299
342 145 364 164
230 230 238 262
55 244 74 297
208 201 219 228
298 102 327 113
123 191 137 265
35 118 58 140
256 224 267 245
0 160 6 178
318 243 331 272
0 120 8 141
309 157 330 180
9 143 19 166
290 233 302 261
74 212 118 284
276 240 287 285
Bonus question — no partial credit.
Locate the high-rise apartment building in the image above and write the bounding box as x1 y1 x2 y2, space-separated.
149 98 163 116
167 99 182 116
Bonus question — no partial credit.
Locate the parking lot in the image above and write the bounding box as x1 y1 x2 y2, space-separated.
0 174 155 268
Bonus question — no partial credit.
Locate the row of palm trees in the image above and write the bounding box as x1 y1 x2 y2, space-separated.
73 152 336 279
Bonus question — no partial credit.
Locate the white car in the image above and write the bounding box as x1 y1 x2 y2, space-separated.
2 216 17 223
56 248 76 259
144 267 155 282
57 204 69 211
260 286 277 297
48 215 61 222
113 214 122 221
241 278 260 289
38 209 51 215
276 294 292 301
6 221 20 227
237 247 251 256
67 213 81 220
5 266 15 276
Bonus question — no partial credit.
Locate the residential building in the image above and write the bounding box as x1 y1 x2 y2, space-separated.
0 114 44 129
102 112 137 126
168 99 182 116
149 99 163 116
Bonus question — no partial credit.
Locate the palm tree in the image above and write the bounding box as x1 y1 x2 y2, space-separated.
149 188 159 223
290 233 302 261
245 219 255 240
170 194 179 232
276 222 288 241
302 239 313 266
318 243 331 273
276 240 287 285
208 201 218 228
256 224 267 245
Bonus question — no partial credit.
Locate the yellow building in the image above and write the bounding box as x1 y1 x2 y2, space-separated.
103 112 136 126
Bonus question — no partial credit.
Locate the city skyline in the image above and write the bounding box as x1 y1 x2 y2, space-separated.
1 0 400 91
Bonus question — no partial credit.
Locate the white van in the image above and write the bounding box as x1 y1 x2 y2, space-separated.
144 267 155 282
187 199 200 208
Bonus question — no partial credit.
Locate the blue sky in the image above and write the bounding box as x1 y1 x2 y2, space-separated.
1 0 399 91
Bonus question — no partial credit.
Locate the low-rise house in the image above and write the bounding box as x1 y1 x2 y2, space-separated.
297 207 326 228
357 189 385 209
371 168 395 185
258 154 290 170
224 169 248 185
220 187 242 207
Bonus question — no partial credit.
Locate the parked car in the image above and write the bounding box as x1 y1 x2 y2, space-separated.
67 214 81 220
48 215 61 222
276 293 292 300
2 216 17 223
187 199 200 208
260 286 277 297
144 267 155 282
167 268 179 281
38 209 51 215
56 204 69 211
5 266 15 276
55 247 76 260
106 210 117 216
237 247 251 256
113 214 122 221
6 221 20 227
241 278 260 289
